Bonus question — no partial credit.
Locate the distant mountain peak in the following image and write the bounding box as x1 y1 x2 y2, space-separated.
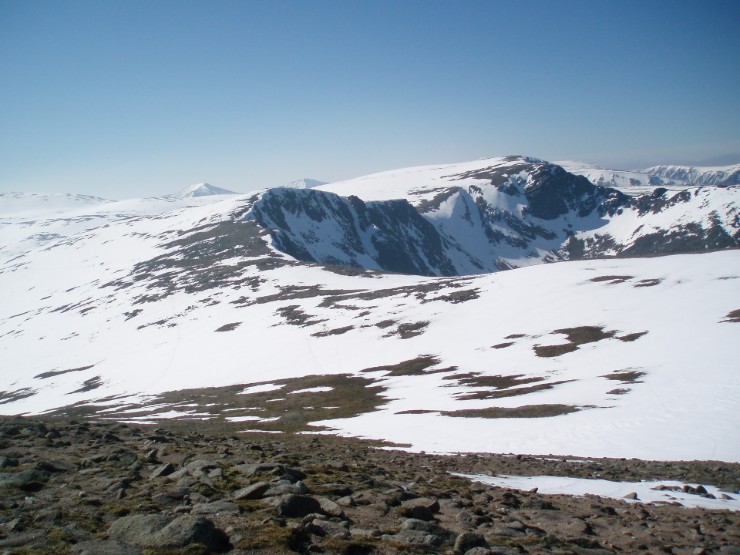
171 183 238 198
279 178 327 189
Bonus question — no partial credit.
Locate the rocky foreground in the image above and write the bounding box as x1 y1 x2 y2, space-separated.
0 416 738 554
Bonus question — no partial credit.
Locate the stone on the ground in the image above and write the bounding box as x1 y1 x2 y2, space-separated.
233 481 270 500
191 500 240 515
398 497 440 521
454 531 488 553
149 462 175 479
306 518 351 539
268 494 323 518
108 514 229 550
318 497 346 519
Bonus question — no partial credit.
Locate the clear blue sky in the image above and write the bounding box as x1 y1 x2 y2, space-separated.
1 0 739 197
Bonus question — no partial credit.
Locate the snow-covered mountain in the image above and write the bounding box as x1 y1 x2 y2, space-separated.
556 161 666 194
169 182 238 198
559 160 740 193
1 156 738 462
0 191 112 218
279 178 327 189
248 156 737 275
644 164 740 187
0 188 243 260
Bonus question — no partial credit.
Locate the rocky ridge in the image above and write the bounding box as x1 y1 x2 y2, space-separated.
1 416 738 554
252 157 739 276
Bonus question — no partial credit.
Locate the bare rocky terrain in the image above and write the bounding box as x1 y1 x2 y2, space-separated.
1 415 738 554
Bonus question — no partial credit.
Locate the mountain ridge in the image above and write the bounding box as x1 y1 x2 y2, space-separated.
251 156 738 276
0 154 738 463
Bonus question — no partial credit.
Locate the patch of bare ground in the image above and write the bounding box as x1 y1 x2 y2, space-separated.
312 326 354 337
444 373 545 389
634 278 662 287
50 374 388 435
34 364 96 380
606 388 631 395
555 326 617 345
68 376 104 395
491 341 514 349
422 288 480 304
215 322 241 332
441 404 583 418
362 355 454 377
617 331 648 342
533 343 578 357
722 308 740 323
0 388 37 406
534 326 623 357
0 412 739 554
603 370 646 384
590 275 633 284
274 304 328 327
455 380 574 401
383 320 429 339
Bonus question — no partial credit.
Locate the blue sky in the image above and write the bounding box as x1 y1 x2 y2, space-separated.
1 0 739 197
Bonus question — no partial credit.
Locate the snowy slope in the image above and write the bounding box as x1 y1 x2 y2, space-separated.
558 161 740 193
556 160 664 191
287 156 738 272
0 189 248 260
0 192 112 218
1 171 739 462
645 164 740 187
555 161 681 196
280 178 327 189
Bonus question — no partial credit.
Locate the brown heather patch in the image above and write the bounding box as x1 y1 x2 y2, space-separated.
442 404 582 419
445 373 544 390
491 341 514 349
590 275 633 284
215 322 241 332
534 326 618 358
34 364 96 380
603 370 646 384
455 380 574 401
634 278 662 287
722 308 740 323
618 331 648 342
361 355 454 377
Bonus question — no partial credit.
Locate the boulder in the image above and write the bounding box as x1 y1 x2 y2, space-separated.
0 456 19 469
318 497 346 519
265 480 307 496
454 531 488 554
0 467 49 491
398 497 440 521
149 463 175 479
305 518 350 539
233 463 306 482
108 514 229 550
268 494 323 518
233 481 270 500
382 529 445 547
185 460 219 474
191 500 240 515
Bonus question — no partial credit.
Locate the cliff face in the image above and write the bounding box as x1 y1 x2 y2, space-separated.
248 157 738 275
